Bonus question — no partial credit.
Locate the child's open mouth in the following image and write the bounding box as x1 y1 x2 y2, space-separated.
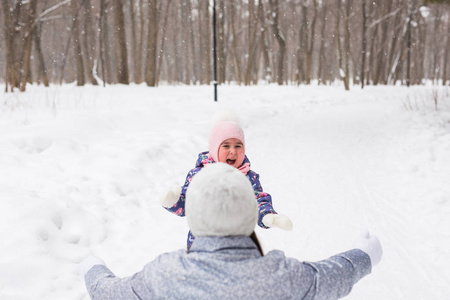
226 159 236 165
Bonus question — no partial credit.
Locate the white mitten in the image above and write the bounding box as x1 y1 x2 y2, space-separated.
78 255 106 278
160 186 182 208
353 230 383 266
262 214 293 231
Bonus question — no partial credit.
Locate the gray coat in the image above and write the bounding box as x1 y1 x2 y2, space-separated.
84 236 371 300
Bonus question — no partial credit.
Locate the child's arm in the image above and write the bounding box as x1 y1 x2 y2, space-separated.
160 186 182 208
250 171 293 231
161 167 201 217
249 172 276 228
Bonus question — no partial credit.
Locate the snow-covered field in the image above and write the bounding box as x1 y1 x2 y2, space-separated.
0 83 449 299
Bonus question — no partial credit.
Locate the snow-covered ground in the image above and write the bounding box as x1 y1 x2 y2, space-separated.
0 83 449 299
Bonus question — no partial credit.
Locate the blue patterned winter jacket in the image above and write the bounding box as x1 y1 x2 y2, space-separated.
164 152 277 245
84 236 372 300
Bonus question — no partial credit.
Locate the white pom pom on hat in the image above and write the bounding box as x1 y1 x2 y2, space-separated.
208 111 245 162
186 163 257 237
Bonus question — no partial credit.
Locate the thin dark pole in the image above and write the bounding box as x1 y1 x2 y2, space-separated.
213 0 218 101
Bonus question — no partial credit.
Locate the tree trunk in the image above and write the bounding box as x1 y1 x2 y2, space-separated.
244 0 258 85
136 0 145 84
269 0 286 85
297 2 308 84
33 23 49 87
317 3 328 85
335 0 345 87
406 9 412 87
306 0 318 85
442 20 450 85
230 1 242 84
98 0 107 85
180 0 191 84
20 0 38 92
113 0 129 84
414 16 427 85
258 0 271 83
187 0 199 84
373 1 394 85
145 0 158 87
343 0 351 90
156 0 172 85
0 0 10 92
130 0 139 83
2 0 11 91
361 0 367 89
386 2 403 84
367 2 377 86
71 0 85 86
82 0 98 85
1 0 22 91
200 0 212 84
217 0 227 84
430 10 440 83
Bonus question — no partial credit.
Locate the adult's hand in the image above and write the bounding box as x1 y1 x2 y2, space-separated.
354 230 383 266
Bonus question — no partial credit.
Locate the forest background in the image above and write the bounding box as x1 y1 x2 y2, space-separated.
0 0 449 93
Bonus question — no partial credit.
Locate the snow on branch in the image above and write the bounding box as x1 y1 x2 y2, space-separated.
34 0 72 25
368 8 402 30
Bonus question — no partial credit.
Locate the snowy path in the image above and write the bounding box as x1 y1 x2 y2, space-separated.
246 87 450 300
0 84 449 299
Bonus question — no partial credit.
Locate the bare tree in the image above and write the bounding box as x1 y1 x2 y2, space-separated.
145 0 158 87
129 0 140 83
137 0 146 84
199 0 211 84
33 20 49 86
217 0 227 84
156 0 172 85
71 0 86 86
82 0 98 85
258 0 272 83
187 0 199 84
443 18 450 85
180 0 192 84
244 0 258 85
306 0 318 85
268 0 286 85
361 0 368 88
335 0 345 88
20 0 39 91
343 0 351 90
99 0 107 85
229 1 242 84
1 0 22 92
113 0 129 84
317 3 328 85
1 0 449 90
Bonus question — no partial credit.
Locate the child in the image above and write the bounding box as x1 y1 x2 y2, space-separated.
161 116 292 248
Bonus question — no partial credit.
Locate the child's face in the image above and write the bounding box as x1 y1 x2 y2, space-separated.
218 138 245 168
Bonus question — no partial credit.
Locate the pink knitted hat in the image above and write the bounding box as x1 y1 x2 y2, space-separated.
208 120 245 162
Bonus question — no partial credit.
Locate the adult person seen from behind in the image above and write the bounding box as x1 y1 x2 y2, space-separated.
79 163 382 299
